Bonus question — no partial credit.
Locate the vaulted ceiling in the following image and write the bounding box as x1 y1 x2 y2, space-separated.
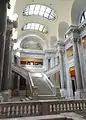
8 0 86 50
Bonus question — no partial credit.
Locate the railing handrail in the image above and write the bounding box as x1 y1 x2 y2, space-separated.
28 72 34 87
42 73 54 88
0 99 86 104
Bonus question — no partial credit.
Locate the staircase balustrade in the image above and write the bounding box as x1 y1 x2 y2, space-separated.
0 99 86 118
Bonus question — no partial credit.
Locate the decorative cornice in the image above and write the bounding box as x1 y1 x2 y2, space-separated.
78 21 86 33
65 25 79 35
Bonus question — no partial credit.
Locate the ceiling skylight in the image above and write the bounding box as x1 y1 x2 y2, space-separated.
22 23 48 34
23 4 56 20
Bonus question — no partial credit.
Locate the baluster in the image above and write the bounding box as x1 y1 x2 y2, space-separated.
1 106 3 117
32 105 35 115
30 104 33 115
54 103 57 113
22 105 25 116
49 104 52 112
60 103 63 111
8 106 10 117
84 101 86 109
25 104 29 116
80 102 82 110
5 106 8 117
83 102 86 110
11 106 14 117
24 105 27 115
63 103 66 111
71 103 73 110
62 102 64 111
72 102 74 111
18 105 21 117
75 102 77 110
59 102 61 112
10 105 12 117
36 105 39 115
65 102 67 111
56 104 59 112
82 101 84 110
14 105 16 117
69 102 71 111
53 104 56 113
20 105 22 116
15 105 18 116
78 102 81 110
28 105 30 115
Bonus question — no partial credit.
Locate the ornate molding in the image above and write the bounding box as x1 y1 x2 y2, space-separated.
78 21 86 33
65 25 79 36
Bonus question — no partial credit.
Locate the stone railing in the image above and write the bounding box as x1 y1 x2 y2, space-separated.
0 99 86 118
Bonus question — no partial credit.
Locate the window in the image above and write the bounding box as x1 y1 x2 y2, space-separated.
80 10 86 23
23 4 56 20
22 23 48 34
67 46 73 57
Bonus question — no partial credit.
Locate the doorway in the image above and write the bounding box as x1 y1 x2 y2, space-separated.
69 67 77 96
19 76 26 90
57 71 61 88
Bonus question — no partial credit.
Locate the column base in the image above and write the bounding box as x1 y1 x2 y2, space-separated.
60 89 67 98
2 89 12 102
75 90 83 99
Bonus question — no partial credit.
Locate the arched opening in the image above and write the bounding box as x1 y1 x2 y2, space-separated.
69 67 77 96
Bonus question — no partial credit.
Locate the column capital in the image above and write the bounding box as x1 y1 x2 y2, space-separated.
73 37 81 44
59 48 65 55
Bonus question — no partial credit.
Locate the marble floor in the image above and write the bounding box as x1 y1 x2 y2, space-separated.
0 112 85 120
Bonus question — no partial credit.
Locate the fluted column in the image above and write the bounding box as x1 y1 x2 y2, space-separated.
0 1 9 91
73 38 83 90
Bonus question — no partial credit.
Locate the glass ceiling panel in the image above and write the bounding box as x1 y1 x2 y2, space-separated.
22 23 48 34
23 4 56 20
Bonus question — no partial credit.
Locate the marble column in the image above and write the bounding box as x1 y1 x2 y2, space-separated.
18 75 20 90
73 38 83 98
59 49 67 98
0 1 9 91
9 42 14 89
2 28 12 90
59 50 65 89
